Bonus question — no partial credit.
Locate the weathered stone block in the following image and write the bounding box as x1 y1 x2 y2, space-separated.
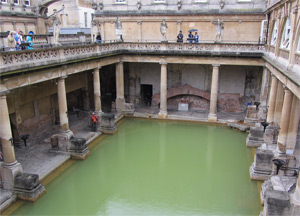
15 173 40 190
264 125 279 146
262 190 291 216
14 173 46 202
250 148 273 180
50 130 74 152
99 113 117 134
68 137 90 160
244 105 258 125
246 126 264 147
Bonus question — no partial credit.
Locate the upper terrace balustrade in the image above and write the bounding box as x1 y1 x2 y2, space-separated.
0 42 266 75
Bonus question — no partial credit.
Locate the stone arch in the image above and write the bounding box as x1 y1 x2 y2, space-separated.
152 84 210 105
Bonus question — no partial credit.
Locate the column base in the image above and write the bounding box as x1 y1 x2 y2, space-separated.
208 113 217 122
99 113 117 134
68 137 90 160
116 98 125 113
14 173 46 202
50 130 74 152
158 110 167 119
246 126 264 147
249 148 273 181
0 161 23 190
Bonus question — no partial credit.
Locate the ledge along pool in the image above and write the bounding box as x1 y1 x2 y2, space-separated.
10 118 260 215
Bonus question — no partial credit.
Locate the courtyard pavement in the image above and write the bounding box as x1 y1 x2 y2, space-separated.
1 107 246 213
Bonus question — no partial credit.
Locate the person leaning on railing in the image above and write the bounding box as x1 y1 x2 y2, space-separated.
177 30 183 43
7 31 16 51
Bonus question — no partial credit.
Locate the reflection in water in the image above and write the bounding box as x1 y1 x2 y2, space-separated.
11 119 260 216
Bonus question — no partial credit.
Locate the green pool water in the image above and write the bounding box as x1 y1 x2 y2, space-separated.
11 118 260 216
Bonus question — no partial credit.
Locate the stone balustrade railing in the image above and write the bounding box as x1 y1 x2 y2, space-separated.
0 42 266 74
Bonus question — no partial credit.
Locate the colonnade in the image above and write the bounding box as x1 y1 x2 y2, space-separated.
260 71 300 206
266 74 300 154
0 60 222 189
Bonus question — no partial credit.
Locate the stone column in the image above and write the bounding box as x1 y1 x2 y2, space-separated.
57 76 69 132
273 83 284 125
116 61 125 112
93 67 102 114
208 64 220 122
276 88 293 154
258 67 270 120
0 91 23 190
267 75 278 124
158 62 168 119
137 21 142 42
286 95 300 152
288 8 298 65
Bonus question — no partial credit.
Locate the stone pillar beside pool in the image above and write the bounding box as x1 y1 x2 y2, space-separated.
246 126 264 147
99 113 117 134
250 148 273 180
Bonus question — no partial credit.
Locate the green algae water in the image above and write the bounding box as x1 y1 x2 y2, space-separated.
11 118 260 216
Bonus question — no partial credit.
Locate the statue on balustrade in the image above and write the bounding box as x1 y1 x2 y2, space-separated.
160 19 168 42
51 9 61 45
91 19 100 43
212 18 224 43
115 17 123 41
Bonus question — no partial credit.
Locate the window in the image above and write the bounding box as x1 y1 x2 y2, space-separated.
280 18 291 49
271 21 278 46
24 0 30 6
115 0 126 3
13 0 19 5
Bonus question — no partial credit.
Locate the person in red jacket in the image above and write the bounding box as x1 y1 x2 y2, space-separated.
91 112 98 132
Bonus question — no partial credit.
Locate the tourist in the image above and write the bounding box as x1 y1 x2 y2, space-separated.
14 30 21 50
177 30 183 43
96 33 102 43
195 32 199 43
188 31 193 43
247 100 253 106
7 31 16 51
90 112 98 132
26 35 33 50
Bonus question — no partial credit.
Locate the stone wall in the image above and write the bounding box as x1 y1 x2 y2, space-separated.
128 62 262 112
5 72 91 143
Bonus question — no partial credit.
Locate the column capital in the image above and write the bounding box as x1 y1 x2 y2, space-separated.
212 64 220 67
137 21 142 25
58 75 67 81
0 90 10 97
176 20 182 24
93 67 101 73
293 7 298 14
283 86 291 93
